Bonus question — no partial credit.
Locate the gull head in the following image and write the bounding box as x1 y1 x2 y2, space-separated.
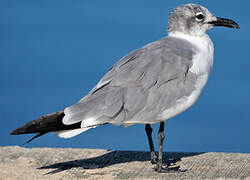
168 4 240 36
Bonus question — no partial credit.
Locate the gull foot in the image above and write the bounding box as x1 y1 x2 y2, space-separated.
154 164 186 173
150 154 158 164
165 158 181 166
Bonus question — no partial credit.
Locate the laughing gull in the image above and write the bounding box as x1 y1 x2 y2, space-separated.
11 4 239 172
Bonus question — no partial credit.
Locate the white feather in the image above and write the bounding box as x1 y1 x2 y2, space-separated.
57 128 91 138
62 107 74 125
81 117 98 128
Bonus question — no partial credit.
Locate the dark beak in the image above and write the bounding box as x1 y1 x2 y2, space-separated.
208 17 240 29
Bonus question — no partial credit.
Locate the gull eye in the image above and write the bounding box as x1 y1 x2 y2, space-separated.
196 12 204 21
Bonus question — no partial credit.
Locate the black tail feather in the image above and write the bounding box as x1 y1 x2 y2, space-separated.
11 110 81 143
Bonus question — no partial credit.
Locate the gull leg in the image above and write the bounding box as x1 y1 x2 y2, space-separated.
145 124 158 164
154 122 184 173
155 122 165 172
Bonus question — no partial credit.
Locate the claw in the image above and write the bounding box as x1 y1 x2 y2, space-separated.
154 165 186 173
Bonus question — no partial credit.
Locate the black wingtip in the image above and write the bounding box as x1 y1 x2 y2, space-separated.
10 127 25 135
22 132 47 145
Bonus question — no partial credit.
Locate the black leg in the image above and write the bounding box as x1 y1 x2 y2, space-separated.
154 122 184 173
155 122 165 171
145 124 158 164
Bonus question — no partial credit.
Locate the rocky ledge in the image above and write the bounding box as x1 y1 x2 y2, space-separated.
0 146 250 180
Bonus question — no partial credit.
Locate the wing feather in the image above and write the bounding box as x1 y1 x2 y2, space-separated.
63 36 196 126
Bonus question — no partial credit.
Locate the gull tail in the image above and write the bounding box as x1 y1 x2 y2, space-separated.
10 111 83 144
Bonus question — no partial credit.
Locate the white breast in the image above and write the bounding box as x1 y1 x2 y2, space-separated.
157 32 214 121
169 32 214 75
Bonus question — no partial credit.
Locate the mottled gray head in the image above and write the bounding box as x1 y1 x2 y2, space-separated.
168 4 240 36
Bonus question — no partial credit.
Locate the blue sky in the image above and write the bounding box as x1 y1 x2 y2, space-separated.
1 0 250 153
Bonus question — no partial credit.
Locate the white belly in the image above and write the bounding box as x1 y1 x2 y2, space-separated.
156 74 209 121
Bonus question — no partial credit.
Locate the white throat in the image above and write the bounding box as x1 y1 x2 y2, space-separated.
169 31 214 75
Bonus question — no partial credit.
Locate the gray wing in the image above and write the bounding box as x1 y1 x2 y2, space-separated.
63 36 197 127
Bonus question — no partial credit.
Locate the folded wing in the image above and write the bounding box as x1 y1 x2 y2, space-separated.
63 36 196 128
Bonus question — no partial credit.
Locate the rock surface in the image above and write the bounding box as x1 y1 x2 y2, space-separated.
0 146 250 180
